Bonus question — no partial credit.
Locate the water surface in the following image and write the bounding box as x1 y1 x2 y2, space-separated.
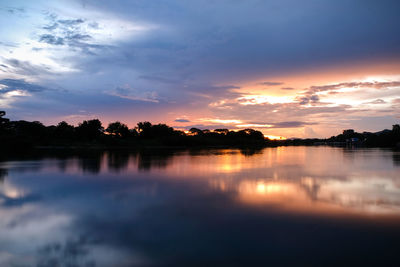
1 147 399 266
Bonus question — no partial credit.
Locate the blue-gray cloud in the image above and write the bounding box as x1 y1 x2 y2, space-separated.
0 79 48 94
39 34 65 45
174 119 190 123
2 59 53 76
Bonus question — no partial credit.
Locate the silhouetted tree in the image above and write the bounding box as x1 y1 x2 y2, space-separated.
237 129 264 140
12 120 47 137
54 121 75 139
0 111 10 135
137 122 178 139
76 119 104 140
189 128 204 135
106 121 130 138
214 129 229 135
137 121 152 135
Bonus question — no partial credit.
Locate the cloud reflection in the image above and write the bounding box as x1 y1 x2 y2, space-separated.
0 147 400 266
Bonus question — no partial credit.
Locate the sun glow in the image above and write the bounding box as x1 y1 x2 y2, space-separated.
264 135 286 140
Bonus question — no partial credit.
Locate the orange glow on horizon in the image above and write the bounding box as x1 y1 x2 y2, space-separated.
264 134 286 140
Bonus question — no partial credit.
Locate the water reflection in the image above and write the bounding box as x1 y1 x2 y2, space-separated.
0 147 399 266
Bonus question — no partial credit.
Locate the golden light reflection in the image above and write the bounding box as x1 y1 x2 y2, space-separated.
212 177 400 216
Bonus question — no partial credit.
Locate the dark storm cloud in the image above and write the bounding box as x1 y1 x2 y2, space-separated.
65 0 400 91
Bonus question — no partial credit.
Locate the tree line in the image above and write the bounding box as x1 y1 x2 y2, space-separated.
1 111 399 150
278 126 400 147
0 111 267 150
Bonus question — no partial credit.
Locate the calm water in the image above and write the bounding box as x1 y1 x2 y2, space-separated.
1 146 400 266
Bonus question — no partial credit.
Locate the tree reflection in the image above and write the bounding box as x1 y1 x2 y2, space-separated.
107 151 131 172
0 168 7 183
239 147 263 156
137 149 175 171
392 151 400 166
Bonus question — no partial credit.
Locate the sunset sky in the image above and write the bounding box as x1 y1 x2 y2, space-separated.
1 0 400 138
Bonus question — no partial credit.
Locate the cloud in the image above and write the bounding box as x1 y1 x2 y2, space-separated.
39 34 65 45
0 79 47 94
1 0 400 137
0 79 49 108
307 81 400 94
175 120 318 131
297 95 320 105
1 58 53 76
173 124 235 130
260 82 284 86
42 23 58 30
139 75 179 84
57 18 85 26
364 99 386 104
240 121 319 128
37 13 110 55
174 119 190 123
270 121 318 128
107 85 160 103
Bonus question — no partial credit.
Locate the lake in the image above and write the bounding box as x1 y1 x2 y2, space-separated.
1 146 399 266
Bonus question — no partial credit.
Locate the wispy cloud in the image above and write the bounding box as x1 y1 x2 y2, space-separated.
259 81 284 86
107 85 160 103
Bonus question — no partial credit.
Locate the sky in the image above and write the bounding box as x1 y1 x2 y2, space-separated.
0 0 400 138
